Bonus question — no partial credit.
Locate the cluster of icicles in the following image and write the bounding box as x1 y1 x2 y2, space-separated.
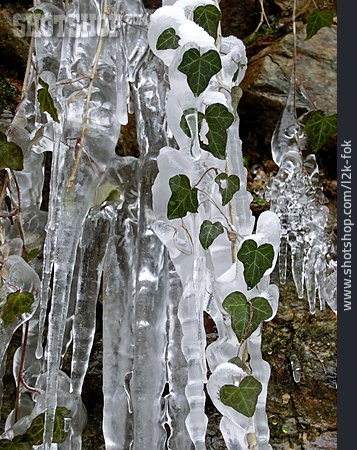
267 82 337 315
0 0 334 449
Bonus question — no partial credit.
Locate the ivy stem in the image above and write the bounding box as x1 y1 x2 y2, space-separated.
14 320 30 423
67 0 108 190
196 188 233 231
10 170 28 261
193 167 219 188
225 160 237 264
292 0 298 119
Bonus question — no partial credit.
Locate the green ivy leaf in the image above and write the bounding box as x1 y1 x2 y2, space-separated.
199 220 224 249
229 356 250 373
180 108 204 138
178 48 221 96
304 110 337 151
215 173 240 205
305 10 334 40
223 291 272 342
37 79 59 123
1 291 35 328
0 131 24 171
28 248 40 261
156 27 180 50
18 407 70 445
193 4 221 40
201 103 234 159
167 174 198 220
220 376 262 417
237 240 274 290
93 181 121 207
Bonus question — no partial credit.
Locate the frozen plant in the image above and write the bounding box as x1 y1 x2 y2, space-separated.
0 0 283 448
149 1 280 448
268 81 337 315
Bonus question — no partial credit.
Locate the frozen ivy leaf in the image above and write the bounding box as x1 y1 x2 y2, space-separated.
220 376 262 417
180 108 204 138
232 63 246 83
199 220 224 249
178 48 221 96
1 291 34 328
156 27 180 50
18 407 70 445
223 291 272 342
215 173 240 205
229 356 250 373
28 248 40 261
167 174 198 220
37 79 59 123
306 10 334 40
0 131 24 171
237 240 274 290
201 103 234 159
304 110 337 151
193 4 221 40
93 181 121 207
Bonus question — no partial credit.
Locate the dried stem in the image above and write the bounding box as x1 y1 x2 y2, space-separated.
67 0 108 190
292 0 298 118
14 320 30 422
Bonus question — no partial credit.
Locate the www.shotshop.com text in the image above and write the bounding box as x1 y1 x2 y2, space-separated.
341 140 353 311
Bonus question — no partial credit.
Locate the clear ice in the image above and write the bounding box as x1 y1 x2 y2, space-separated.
268 79 337 314
0 0 287 449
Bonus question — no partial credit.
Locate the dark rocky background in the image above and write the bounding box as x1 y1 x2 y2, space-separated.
0 0 337 448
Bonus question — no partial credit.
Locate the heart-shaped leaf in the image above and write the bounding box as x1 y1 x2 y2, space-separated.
220 375 262 417
167 174 198 220
156 27 180 50
178 48 221 96
304 110 337 151
199 220 224 249
215 173 240 205
237 240 274 289
200 103 234 159
37 79 59 123
1 291 35 328
0 131 24 171
223 291 272 342
306 10 334 40
193 4 221 40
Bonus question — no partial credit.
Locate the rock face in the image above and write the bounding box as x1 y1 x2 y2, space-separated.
240 23 337 162
263 275 337 448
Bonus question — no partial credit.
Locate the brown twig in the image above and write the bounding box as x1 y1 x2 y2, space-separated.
14 320 30 422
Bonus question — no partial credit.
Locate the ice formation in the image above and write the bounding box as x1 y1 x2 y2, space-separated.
0 0 282 448
267 81 337 314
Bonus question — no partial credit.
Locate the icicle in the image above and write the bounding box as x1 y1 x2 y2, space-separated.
130 47 172 448
165 260 192 449
70 207 110 397
40 0 130 442
269 78 336 313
